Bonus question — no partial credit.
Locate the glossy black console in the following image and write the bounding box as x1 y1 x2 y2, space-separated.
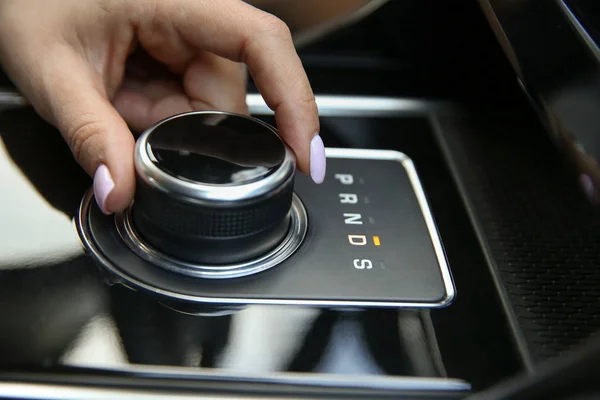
5 0 596 397
0 105 523 399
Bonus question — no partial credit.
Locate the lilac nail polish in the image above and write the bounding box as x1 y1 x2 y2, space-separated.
94 164 115 215
580 173 599 204
310 134 326 184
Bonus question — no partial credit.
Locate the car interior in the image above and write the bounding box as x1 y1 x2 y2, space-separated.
0 0 599 398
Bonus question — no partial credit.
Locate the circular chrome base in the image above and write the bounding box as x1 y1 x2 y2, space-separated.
115 196 307 279
75 189 308 304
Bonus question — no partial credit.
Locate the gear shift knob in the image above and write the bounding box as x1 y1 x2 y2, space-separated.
132 111 297 265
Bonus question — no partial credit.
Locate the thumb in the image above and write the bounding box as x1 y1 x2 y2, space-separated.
41 56 135 215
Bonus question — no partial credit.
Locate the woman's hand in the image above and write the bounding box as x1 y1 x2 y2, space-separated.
0 0 325 214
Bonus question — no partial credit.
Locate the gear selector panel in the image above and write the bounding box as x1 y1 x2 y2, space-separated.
290 149 454 306
77 112 454 309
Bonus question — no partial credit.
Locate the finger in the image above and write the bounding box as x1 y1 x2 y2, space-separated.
183 51 248 115
113 79 193 132
135 0 323 182
41 48 135 214
114 52 248 131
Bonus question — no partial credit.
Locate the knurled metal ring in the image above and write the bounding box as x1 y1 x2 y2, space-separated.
112 193 308 280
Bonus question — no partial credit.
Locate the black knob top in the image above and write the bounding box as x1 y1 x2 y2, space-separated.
146 113 285 186
131 111 296 265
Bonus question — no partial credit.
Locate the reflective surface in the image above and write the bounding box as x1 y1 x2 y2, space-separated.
147 112 285 185
0 106 524 396
1 0 582 394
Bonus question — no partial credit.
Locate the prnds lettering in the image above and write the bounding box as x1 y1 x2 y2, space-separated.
334 174 353 185
336 173 373 254
353 259 373 270
343 213 363 225
339 193 358 204
348 235 367 246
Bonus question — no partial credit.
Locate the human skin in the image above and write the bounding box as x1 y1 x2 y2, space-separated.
0 0 325 214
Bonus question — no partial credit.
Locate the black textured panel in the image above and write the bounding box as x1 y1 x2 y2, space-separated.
435 107 600 362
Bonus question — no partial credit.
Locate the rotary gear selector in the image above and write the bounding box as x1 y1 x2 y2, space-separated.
131 111 299 266
77 111 455 310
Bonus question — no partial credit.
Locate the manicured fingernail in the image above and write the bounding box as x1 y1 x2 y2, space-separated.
580 173 599 204
310 134 326 184
93 164 115 215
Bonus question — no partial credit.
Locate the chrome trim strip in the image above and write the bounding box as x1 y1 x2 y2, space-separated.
101 364 472 390
556 0 600 63
0 379 469 399
77 147 455 308
0 90 457 117
135 111 296 205
476 0 525 79
0 384 242 400
115 193 308 279
247 93 459 117
0 366 471 399
0 90 28 109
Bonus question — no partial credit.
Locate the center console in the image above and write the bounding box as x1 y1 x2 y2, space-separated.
78 111 454 311
1 0 599 399
0 95 523 399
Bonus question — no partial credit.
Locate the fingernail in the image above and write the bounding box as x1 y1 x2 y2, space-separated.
310 134 326 184
580 173 599 204
94 164 115 215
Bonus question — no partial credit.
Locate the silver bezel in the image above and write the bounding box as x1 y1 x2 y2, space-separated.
115 193 308 280
135 111 296 206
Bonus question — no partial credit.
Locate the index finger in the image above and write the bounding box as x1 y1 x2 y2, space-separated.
135 0 325 183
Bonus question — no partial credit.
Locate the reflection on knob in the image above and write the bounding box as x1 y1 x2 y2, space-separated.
131 111 296 265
